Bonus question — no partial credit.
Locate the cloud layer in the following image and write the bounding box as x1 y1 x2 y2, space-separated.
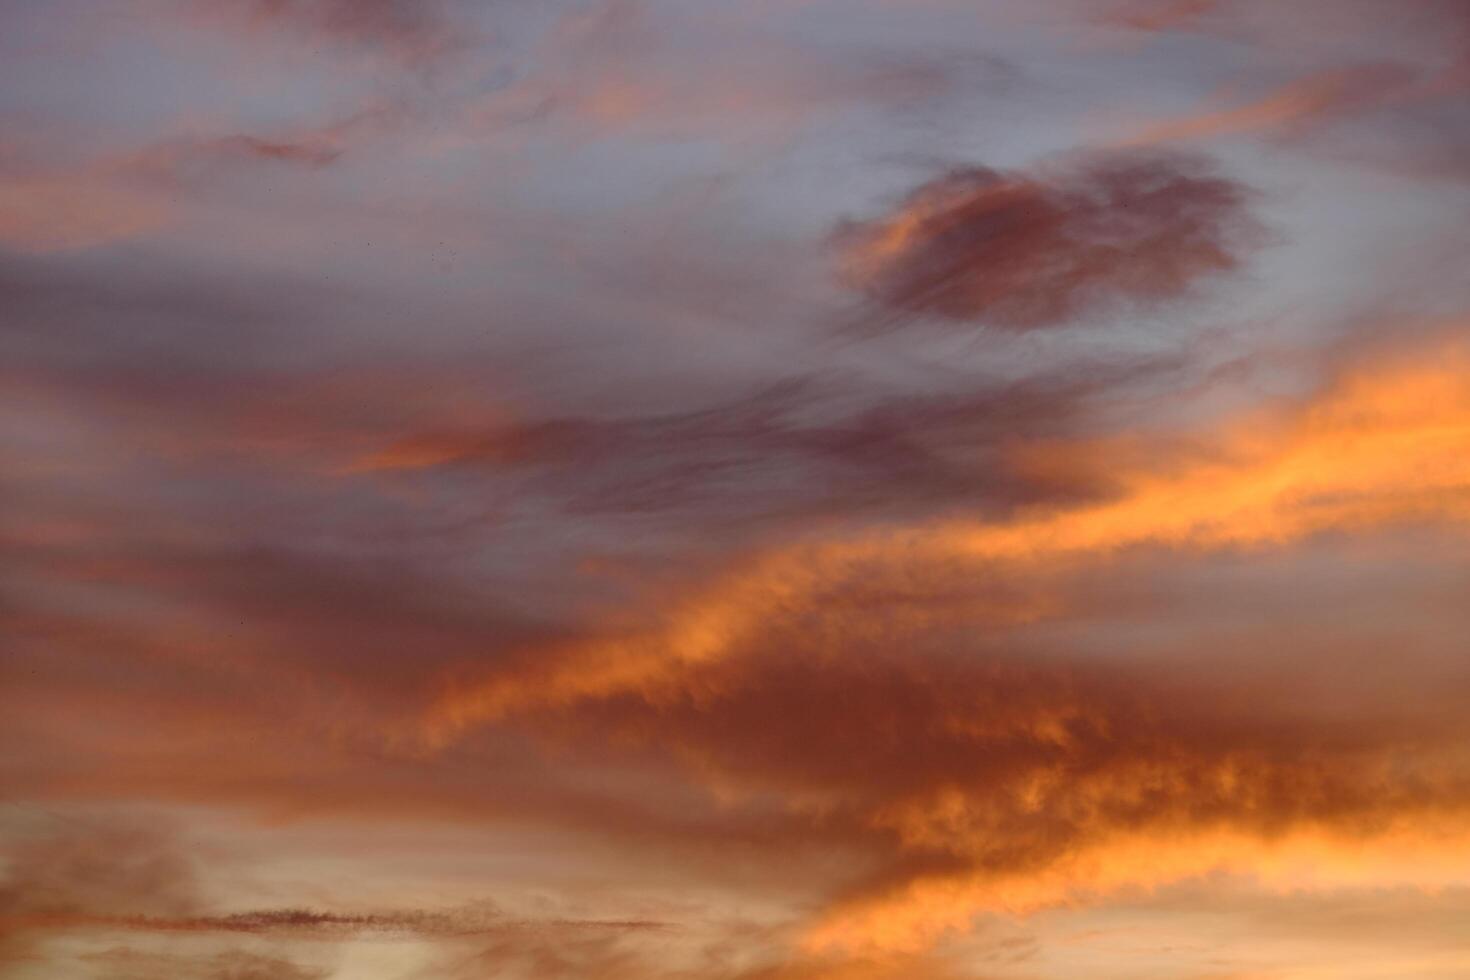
3 2 1470 979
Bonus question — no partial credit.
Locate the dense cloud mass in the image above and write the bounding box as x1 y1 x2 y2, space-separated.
3 1 1470 979
834 152 1260 330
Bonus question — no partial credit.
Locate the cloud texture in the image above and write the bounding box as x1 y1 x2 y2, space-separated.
3 2 1470 979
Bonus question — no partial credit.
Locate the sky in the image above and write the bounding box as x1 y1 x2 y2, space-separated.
2 1 1470 978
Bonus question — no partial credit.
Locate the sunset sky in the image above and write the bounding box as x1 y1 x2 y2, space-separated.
3 1 1470 978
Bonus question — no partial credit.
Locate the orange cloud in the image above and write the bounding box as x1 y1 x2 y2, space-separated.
808 822 1470 951
414 331 1470 952
944 332 1470 559
427 329 1470 738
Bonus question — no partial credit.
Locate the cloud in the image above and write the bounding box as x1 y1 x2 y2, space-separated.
195 0 473 66
1119 65 1419 147
341 359 1169 523
4 2 1470 974
0 821 201 924
1098 0 1219 33
0 818 200 964
11 902 659 941
418 331 1470 948
0 176 174 253
1098 0 1470 180
468 0 971 143
82 949 330 980
125 129 356 176
0 818 668 978
0 108 384 253
427 327 1470 736
524 621 1470 951
429 921 974 980
833 151 1261 331
8 236 1468 966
